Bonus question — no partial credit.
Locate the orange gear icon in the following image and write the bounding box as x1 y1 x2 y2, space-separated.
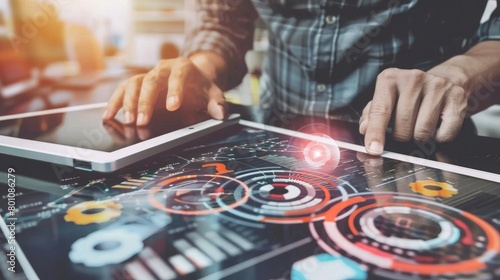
409 180 458 198
64 201 122 225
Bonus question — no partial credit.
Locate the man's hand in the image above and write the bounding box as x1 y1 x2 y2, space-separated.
359 68 468 155
102 53 227 126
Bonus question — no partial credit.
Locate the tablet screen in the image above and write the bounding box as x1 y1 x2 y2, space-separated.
1 122 500 279
0 106 210 152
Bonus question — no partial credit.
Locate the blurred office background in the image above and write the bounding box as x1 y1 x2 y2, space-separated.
0 0 193 73
0 0 497 136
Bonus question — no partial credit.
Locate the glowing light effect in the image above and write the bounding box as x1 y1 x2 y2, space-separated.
303 133 340 171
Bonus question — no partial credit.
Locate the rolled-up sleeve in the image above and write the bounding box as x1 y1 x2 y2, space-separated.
474 1 500 42
183 0 258 89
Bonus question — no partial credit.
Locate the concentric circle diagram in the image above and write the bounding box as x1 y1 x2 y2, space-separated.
146 174 250 215
218 169 357 224
64 201 122 225
310 193 500 278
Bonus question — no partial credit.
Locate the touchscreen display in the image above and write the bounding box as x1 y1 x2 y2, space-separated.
1 123 500 279
0 106 210 152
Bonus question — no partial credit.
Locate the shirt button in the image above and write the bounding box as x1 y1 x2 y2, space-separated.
325 15 337 25
317 84 326 93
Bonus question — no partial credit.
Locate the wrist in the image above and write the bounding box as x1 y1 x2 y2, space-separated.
427 55 474 95
188 51 228 88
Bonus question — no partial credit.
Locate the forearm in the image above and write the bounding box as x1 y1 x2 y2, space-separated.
428 41 500 103
182 0 257 91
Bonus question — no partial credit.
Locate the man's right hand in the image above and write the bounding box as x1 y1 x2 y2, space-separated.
102 53 228 126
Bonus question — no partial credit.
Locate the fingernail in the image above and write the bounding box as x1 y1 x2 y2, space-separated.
368 142 383 155
167 96 179 109
102 110 110 119
124 111 134 124
137 113 147 126
215 105 225 120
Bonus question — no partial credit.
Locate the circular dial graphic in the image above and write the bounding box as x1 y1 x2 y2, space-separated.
310 193 500 278
218 169 357 224
302 134 340 170
146 174 249 215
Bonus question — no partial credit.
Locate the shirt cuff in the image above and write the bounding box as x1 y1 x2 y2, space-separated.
474 16 500 43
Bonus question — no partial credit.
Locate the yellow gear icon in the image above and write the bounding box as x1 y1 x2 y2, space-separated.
409 180 458 198
64 201 122 225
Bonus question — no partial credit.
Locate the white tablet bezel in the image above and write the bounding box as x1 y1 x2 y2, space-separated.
0 103 240 172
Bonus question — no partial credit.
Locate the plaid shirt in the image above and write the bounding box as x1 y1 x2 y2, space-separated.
184 0 500 117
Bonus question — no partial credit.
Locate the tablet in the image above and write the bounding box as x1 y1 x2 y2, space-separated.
1 119 500 280
0 103 238 172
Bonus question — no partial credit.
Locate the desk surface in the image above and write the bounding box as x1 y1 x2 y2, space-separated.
1 80 500 280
